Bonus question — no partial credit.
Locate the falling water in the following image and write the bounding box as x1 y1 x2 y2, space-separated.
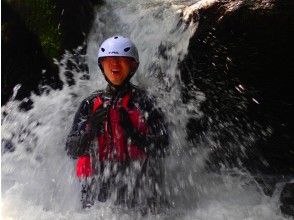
1 0 289 219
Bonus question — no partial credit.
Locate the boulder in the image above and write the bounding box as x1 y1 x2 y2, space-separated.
180 0 294 175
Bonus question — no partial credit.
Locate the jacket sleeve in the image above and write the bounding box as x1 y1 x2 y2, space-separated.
132 92 169 157
65 99 92 159
145 105 169 157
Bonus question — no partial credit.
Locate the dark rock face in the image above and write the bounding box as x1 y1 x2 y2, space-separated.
180 1 294 175
280 183 294 217
1 1 61 104
1 0 100 105
56 0 99 50
180 1 294 216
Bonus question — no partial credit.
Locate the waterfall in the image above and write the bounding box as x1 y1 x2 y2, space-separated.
1 0 289 219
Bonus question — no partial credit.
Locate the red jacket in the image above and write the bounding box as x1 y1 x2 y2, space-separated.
92 91 147 161
66 83 169 177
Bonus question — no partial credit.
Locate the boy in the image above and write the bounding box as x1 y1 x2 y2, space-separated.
66 36 169 211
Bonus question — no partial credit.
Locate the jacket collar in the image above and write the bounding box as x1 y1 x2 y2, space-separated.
105 82 132 97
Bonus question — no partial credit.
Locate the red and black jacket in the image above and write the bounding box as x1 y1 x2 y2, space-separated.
66 83 169 163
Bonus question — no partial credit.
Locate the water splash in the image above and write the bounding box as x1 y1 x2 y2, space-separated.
1 0 289 219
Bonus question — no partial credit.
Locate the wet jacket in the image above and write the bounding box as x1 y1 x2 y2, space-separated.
66 83 169 164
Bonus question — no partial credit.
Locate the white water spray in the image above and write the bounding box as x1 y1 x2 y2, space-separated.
2 0 289 219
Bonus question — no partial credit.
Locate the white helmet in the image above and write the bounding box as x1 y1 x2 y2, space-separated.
98 36 139 63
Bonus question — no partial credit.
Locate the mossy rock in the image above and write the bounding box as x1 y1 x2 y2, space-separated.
2 1 61 103
2 0 99 104
4 0 98 59
6 0 62 58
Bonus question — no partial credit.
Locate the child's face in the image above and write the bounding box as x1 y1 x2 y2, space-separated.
100 56 138 86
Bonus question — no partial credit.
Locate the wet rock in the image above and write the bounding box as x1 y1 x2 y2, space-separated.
1 1 61 104
5 0 100 58
280 183 294 217
56 0 99 50
2 0 101 105
181 0 294 175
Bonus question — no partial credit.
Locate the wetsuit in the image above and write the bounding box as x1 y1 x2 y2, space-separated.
66 82 169 209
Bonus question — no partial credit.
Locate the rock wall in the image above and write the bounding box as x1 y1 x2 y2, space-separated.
180 1 294 175
1 0 100 104
2 1 61 105
180 2 294 216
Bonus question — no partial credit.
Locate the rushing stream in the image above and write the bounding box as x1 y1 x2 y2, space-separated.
1 0 291 219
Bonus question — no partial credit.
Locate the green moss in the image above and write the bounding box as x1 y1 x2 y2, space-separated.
6 0 62 58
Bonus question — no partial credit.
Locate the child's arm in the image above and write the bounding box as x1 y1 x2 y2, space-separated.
66 99 92 159
66 97 107 159
120 97 169 157
146 107 169 156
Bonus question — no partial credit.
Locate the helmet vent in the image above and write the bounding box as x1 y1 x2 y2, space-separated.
124 47 130 52
101 48 105 52
114 36 118 39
